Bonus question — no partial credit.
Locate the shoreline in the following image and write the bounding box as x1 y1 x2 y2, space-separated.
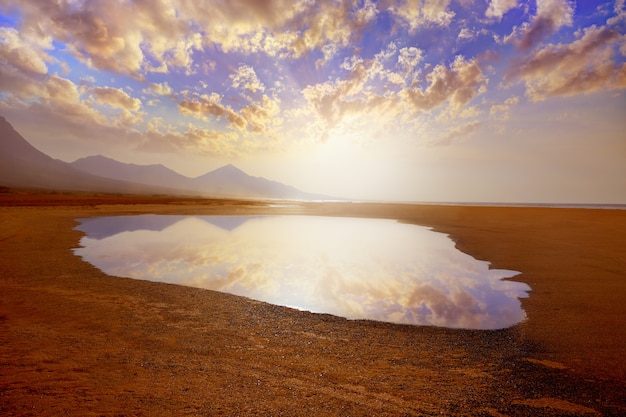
1 192 625 415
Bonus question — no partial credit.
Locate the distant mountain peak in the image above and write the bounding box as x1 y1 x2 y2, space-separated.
0 116 180 194
1 116 336 200
72 154 109 164
202 163 250 179
215 163 244 173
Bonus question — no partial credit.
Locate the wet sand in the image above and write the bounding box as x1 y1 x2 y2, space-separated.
1 192 625 416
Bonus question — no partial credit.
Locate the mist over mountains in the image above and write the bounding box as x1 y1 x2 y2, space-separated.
0 116 333 201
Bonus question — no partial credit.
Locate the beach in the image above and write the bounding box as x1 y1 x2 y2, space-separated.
1 192 625 416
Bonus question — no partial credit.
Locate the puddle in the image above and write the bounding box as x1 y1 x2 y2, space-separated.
74 215 530 329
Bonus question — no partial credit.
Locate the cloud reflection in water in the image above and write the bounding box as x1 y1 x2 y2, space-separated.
74 215 530 329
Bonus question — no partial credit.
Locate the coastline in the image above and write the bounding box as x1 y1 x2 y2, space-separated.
1 193 625 415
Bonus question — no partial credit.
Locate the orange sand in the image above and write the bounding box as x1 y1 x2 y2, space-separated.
1 192 624 415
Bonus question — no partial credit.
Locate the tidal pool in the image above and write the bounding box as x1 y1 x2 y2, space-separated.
74 215 530 329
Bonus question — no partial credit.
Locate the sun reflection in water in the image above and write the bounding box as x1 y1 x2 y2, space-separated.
74 215 530 329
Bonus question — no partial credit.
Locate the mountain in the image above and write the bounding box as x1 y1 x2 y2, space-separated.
71 157 333 200
0 116 180 194
192 164 327 200
70 155 191 190
0 116 335 200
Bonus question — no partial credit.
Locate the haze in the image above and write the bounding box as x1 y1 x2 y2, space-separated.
1 1 625 203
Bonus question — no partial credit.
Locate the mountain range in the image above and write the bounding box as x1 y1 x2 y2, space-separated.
0 116 333 200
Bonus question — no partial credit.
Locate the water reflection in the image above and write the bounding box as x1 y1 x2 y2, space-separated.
74 215 530 329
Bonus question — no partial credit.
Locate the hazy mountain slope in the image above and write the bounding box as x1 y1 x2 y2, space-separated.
71 157 334 200
1 115 335 200
0 116 182 194
191 164 325 199
71 155 191 190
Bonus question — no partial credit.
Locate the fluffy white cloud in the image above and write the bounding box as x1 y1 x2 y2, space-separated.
398 46 424 73
147 82 174 96
0 0 458 79
485 0 519 21
384 0 455 32
0 27 50 75
0 0 199 77
230 65 265 93
302 57 384 131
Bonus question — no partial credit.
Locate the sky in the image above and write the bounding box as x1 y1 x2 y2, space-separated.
0 0 625 203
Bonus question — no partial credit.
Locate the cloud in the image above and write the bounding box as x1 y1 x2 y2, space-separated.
0 0 485 90
0 42 47 101
0 0 388 80
92 87 141 111
516 0 575 50
433 120 481 145
0 23 149 132
398 46 424 73
457 27 474 41
147 82 173 96
507 25 626 101
230 65 265 93
239 94 282 134
289 0 379 59
402 55 487 114
490 95 520 120
383 0 455 32
2 0 198 78
0 68 98 122
172 0 379 60
138 122 241 156
178 92 247 130
301 46 488 142
302 57 394 137
178 90 282 136
0 27 50 75
485 0 519 21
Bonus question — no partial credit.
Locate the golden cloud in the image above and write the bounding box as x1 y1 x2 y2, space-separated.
302 57 378 129
178 90 283 136
508 25 626 101
2 0 195 77
230 65 266 93
147 82 174 96
516 0 574 51
92 87 142 111
402 55 487 114
383 0 455 32
0 27 50 75
178 92 247 130
240 94 282 134
0 0 387 78
490 95 520 120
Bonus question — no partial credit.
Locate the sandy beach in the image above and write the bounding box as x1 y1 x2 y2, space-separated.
1 192 625 416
